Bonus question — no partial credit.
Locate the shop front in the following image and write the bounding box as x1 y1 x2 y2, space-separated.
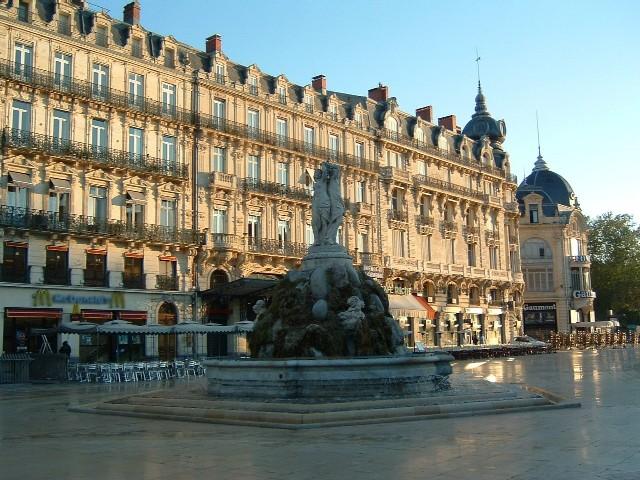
387 293 436 348
485 308 505 345
3 307 62 354
524 303 557 340
438 308 462 347
465 307 484 345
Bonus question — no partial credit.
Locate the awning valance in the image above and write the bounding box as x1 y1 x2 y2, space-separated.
388 295 433 319
81 309 113 321
115 310 147 321
8 171 32 187
126 190 146 204
49 178 71 192
5 308 62 319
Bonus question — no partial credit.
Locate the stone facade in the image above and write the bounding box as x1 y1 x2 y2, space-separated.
0 0 524 355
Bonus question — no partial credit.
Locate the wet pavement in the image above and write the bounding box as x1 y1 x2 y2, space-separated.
1 348 639 480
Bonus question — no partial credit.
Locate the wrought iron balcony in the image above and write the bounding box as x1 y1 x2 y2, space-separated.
3 129 188 179
416 215 435 227
441 220 458 232
388 209 408 223
196 114 378 172
413 175 485 201
569 255 591 264
240 178 312 202
210 233 242 251
210 171 236 189
504 201 519 213
0 264 30 283
246 238 308 258
0 59 194 125
83 269 108 287
0 206 203 245
123 273 145 289
156 275 179 291
44 267 71 286
380 166 411 183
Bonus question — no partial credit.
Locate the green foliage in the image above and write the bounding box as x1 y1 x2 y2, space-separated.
588 212 640 325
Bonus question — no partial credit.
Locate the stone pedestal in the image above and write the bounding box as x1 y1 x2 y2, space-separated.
300 244 353 271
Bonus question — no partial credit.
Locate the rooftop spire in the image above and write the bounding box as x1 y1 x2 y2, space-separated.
533 111 549 171
473 49 489 116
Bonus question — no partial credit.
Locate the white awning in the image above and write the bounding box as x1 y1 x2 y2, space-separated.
388 294 430 319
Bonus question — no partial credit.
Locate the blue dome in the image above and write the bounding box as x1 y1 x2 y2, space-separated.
516 156 577 208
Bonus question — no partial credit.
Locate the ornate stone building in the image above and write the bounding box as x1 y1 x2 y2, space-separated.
0 0 523 357
516 152 595 338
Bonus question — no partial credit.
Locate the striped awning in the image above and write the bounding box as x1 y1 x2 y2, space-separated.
5 308 63 319
115 310 147 321
388 295 433 320
81 309 113 321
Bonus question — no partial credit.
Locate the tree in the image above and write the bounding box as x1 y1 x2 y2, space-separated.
588 213 640 326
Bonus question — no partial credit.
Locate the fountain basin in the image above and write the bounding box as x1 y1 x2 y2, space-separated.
204 353 453 400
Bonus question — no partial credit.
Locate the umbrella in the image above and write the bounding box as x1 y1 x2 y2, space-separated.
58 321 98 334
97 320 147 334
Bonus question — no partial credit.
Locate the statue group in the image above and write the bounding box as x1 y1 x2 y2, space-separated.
311 162 344 246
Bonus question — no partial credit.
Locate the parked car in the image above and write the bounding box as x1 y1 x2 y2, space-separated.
510 335 549 348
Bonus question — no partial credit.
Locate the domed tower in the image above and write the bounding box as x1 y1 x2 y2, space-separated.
516 148 595 338
462 82 507 148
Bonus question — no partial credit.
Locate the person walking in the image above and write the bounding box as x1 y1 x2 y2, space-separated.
59 341 71 358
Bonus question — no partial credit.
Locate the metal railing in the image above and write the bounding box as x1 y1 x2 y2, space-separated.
388 210 408 222
0 59 194 125
415 215 435 227
240 178 312 202
442 220 457 232
413 175 485 201
123 273 145 289
3 128 188 179
156 275 179 291
0 206 202 245
210 233 243 250
246 238 308 258
0 264 30 283
44 267 71 286
83 269 108 287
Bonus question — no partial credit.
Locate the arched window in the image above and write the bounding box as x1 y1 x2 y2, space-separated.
385 116 398 132
521 239 552 260
447 284 458 304
158 302 178 325
210 269 229 289
423 282 436 300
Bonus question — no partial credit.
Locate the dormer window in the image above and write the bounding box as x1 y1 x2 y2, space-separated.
415 127 425 144
304 94 314 113
328 104 337 121
96 25 108 47
354 112 362 128
17 1 30 23
277 85 287 105
248 75 258 95
215 64 225 84
58 13 71 36
385 116 399 141
132 38 143 58
529 204 539 224
164 47 175 68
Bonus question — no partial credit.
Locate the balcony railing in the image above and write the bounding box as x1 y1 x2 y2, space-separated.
44 267 71 286
388 210 408 222
156 275 179 291
3 129 188 179
0 59 194 125
441 220 457 232
413 175 485 201
123 273 145 289
463 225 480 236
210 171 235 188
197 115 377 172
356 252 382 266
240 178 312 202
0 264 30 283
210 233 242 251
83 270 108 287
569 255 591 264
416 215 435 227
504 201 519 213
0 206 203 245
380 166 411 183
246 238 308 258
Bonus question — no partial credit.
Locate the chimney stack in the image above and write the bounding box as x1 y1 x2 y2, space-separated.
123 1 140 25
312 75 327 94
368 83 388 103
206 34 222 54
416 106 433 123
438 114 457 132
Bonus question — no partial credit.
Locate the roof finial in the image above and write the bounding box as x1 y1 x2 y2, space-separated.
473 49 488 116
533 111 549 171
475 48 482 92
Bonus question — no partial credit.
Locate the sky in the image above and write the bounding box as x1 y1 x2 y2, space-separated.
95 0 640 221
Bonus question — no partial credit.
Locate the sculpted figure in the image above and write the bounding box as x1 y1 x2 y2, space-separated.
325 163 345 245
311 162 345 246
252 299 267 321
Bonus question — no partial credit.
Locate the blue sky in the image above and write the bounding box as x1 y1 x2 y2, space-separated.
97 0 639 221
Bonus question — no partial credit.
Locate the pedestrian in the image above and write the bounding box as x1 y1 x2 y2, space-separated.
59 341 71 358
472 332 478 345
479 332 485 345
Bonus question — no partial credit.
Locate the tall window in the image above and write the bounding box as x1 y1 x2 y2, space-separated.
17 1 29 22
161 136 176 168
123 256 144 288
44 250 68 285
419 195 430 217
354 112 362 127
58 13 71 35
54 52 72 89
417 160 427 176
304 94 313 113
212 209 227 234
449 239 456 264
354 142 365 160
357 231 368 252
7 180 29 209
52 110 70 145
247 215 260 241
421 235 432 261
276 162 289 186
2 245 28 283
277 85 287 104
131 38 143 58
160 199 177 229
84 253 107 287
523 267 554 292
277 220 290 244
161 82 176 114
48 186 70 219
164 48 175 68
328 103 337 120
303 126 315 151
128 73 144 107
128 127 144 159
328 133 339 158
11 100 31 132
276 118 288 144
91 119 108 153
92 63 109 99
248 75 258 95
571 267 581 290
212 147 226 173
392 229 406 257
13 42 33 78
356 181 366 203
247 108 259 137
247 155 260 181
126 197 145 227
88 186 107 222
467 243 476 267
529 204 539 224
215 63 225 83
213 99 226 120
96 25 108 47
306 224 315 246
489 246 500 269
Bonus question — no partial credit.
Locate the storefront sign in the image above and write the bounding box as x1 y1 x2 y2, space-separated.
524 303 556 311
524 303 557 326
33 289 126 308
573 290 596 299
383 286 415 296
362 265 384 280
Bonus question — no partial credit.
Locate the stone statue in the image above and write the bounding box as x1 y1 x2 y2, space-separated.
312 162 344 246
252 299 267 321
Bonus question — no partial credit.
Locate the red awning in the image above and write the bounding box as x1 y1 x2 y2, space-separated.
124 252 144 259
46 245 69 252
81 309 113 321
5 241 28 249
115 310 147 321
413 295 437 320
86 248 107 256
159 256 177 262
5 308 63 319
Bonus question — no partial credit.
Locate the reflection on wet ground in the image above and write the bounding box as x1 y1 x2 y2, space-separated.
2 349 640 480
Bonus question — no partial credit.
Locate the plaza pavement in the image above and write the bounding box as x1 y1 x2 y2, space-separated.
1 348 639 480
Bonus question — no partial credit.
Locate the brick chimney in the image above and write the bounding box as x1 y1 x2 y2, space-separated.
312 75 326 94
416 106 433 123
206 34 222 54
368 83 388 103
123 1 140 25
438 114 457 132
